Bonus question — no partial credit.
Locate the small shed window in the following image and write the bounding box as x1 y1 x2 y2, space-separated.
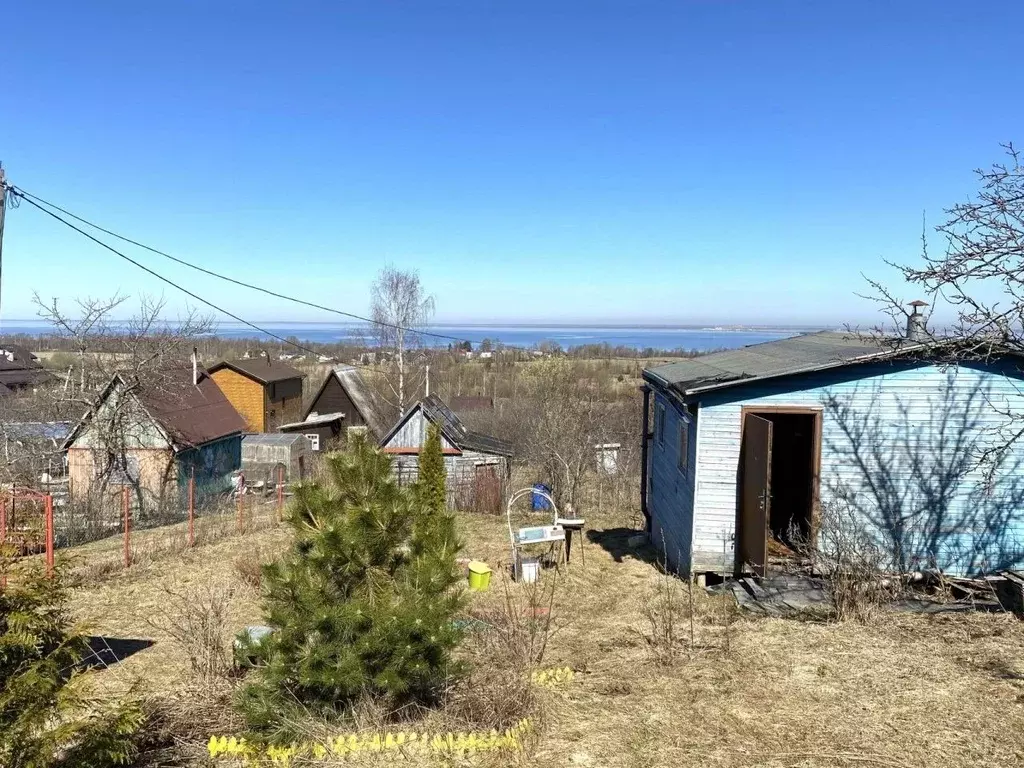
304 433 320 452
678 422 689 473
656 403 666 444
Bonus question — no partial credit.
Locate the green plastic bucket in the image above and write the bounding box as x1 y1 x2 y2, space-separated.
467 561 492 591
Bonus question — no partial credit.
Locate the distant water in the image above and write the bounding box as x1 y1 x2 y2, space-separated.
0 319 822 352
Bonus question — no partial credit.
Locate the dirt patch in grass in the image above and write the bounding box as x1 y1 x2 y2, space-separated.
67 510 1024 767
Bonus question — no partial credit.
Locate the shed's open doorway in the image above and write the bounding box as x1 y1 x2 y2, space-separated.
737 408 820 576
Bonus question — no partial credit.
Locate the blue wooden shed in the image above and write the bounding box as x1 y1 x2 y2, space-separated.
641 331 1024 578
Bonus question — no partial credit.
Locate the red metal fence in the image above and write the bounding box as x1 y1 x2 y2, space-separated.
0 486 55 587
1 467 289 586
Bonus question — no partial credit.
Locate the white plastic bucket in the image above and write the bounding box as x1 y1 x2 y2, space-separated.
519 556 541 584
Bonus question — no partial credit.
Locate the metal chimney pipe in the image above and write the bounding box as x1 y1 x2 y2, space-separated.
906 300 928 341
192 347 199 386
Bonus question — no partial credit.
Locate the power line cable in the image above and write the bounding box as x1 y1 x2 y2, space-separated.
7 188 394 371
8 185 476 347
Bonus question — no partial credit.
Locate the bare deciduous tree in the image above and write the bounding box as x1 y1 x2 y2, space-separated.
32 292 130 394
866 143 1024 473
370 265 435 416
505 359 638 515
867 143 1024 349
24 294 212 517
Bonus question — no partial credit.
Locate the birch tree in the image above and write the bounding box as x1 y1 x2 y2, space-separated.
25 294 212 515
370 265 435 416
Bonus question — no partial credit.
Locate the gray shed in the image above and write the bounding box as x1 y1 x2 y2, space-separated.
379 394 512 513
241 433 309 486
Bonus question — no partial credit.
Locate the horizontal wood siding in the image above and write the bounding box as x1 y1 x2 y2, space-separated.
68 446 175 503
211 369 265 432
269 378 303 402
647 390 697 574
690 360 1024 576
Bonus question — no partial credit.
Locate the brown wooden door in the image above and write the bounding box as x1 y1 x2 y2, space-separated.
739 413 773 576
472 464 501 514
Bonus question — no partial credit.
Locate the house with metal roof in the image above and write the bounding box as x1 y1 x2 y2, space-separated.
379 394 512 513
208 356 305 433
64 368 246 504
279 365 389 451
642 312 1024 579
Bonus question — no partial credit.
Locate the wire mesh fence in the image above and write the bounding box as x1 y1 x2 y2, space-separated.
1 474 288 586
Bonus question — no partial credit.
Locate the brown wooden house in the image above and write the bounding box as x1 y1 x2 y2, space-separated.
279 365 388 451
64 368 246 503
0 344 52 391
208 357 305 433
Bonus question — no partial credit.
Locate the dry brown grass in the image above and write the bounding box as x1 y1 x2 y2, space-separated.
233 547 268 592
64 508 1024 767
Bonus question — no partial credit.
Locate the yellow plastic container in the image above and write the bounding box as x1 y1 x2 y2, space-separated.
467 561 492 591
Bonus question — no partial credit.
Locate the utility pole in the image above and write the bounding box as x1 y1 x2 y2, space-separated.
0 162 6 329
425 363 430 397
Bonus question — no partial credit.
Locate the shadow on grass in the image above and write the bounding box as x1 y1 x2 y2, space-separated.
586 527 658 565
80 636 155 671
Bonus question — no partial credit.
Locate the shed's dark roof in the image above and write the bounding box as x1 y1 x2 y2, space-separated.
644 331 901 396
209 358 305 385
0 369 51 388
420 394 512 456
0 344 50 389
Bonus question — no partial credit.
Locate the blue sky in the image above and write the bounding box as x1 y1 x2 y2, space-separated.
1 1 1021 326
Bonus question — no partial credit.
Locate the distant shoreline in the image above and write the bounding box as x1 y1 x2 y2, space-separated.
0 321 812 354
0 319 832 333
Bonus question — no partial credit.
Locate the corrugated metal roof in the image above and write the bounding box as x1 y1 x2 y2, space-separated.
4 422 73 441
420 394 513 456
209 358 305 384
380 394 513 457
644 331 898 395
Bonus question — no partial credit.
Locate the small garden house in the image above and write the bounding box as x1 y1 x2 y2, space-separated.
64 368 246 504
642 321 1024 578
379 394 512 512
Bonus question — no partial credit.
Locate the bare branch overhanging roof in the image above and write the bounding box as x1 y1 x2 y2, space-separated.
643 331 910 396
64 368 246 451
